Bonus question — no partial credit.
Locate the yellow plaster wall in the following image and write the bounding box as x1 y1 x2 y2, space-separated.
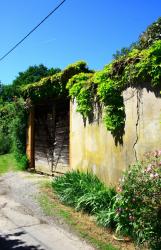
70 88 161 185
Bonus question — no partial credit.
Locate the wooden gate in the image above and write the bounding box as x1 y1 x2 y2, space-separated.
34 100 69 175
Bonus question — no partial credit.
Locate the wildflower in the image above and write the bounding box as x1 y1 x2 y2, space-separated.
117 186 122 192
154 173 159 178
157 150 161 156
146 164 152 172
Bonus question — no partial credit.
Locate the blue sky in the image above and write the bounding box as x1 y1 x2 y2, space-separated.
0 0 161 84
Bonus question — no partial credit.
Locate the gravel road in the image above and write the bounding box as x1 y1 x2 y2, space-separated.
0 171 94 250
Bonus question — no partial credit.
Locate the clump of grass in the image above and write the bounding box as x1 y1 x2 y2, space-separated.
0 153 27 174
0 153 18 174
39 182 120 250
52 170 116 220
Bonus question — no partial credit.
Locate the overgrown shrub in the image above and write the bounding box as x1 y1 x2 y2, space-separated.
114 150 161 249
52 170 116 215
0 102 15 154
10 98 28 159
0 133 11 154
0 98 28 169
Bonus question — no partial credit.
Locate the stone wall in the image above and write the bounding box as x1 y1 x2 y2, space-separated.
69 87 161 185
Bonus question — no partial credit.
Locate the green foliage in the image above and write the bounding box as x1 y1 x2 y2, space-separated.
138 17 161 49
61 61 91 84
112 43 137 60
94 69 125 136
65 41 161 142
134 40 161 86
53 152 161 249
67 73 94 119
52 170 116 215
20 37 161 142
114 150 161 249
0 84 18 102
1 17 161 156
0 98 28 169
22 73 63 101
52 151 161 248
11 98 28 169
0 132 11 155
113 16 161 59
13 64 61 87
96 206 116 228
0 154 19 174
0 102 15 154
22 61 91 102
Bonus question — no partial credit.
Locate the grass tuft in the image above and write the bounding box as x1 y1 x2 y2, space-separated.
52 170 116 222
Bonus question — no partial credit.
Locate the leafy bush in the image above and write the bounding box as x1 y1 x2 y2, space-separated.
114 150 161 249
52 152 161 249
0 133 11 155
10 98 28 158
52 170 116 215
0 98 28 169
0 102 15 154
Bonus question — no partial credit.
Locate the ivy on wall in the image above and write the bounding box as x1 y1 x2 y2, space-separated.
66 72 95 119
22 61 91 102
21 18 161 145
66 40 161 143
22 40 161 144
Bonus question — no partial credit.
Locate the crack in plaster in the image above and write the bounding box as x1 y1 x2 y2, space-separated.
133 89 142 161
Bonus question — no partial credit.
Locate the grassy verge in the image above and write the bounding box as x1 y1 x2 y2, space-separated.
0 154 18 174
38 180 135 250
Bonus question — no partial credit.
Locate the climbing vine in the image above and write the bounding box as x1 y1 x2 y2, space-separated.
67 72 94 119
21 28 161 144
22 61 91 102
66 40 161 143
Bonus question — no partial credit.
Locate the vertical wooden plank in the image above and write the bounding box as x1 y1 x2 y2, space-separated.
26 107 35 169
69 100 72 168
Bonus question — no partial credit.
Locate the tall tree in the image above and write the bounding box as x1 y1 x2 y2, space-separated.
13 64 61 87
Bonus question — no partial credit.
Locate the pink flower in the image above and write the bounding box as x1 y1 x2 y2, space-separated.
154 173 159 178
117 186 122 192
146 164 152 172
154 150 161 157
157 150 161 156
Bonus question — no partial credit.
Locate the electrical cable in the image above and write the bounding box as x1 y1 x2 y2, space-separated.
0 0 66 62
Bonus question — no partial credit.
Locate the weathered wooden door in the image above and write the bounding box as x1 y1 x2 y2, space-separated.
34 100 69 174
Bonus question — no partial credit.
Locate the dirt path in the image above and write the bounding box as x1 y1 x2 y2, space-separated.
0 171 94 250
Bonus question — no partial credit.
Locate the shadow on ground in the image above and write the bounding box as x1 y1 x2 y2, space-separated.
0 231 44 250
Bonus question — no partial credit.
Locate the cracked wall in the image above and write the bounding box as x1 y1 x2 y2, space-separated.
70 87 161 185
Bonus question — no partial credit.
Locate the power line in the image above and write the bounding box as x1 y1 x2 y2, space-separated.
0 0 66 62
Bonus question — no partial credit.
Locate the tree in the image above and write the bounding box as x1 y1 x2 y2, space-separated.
13 64 61 87
0 84 16 102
